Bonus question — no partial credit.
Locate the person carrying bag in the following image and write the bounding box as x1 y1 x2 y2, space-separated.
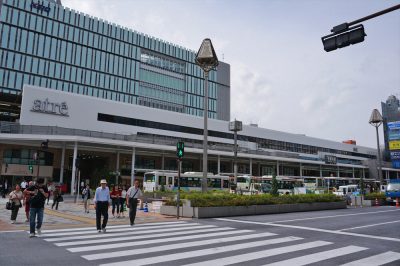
126 180 143 226
9 185 23 224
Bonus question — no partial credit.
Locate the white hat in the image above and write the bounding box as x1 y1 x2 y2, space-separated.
100 179 107 184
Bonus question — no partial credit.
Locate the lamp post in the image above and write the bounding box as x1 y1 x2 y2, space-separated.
369 109 384 185
195 38 219 193
229 119 243 185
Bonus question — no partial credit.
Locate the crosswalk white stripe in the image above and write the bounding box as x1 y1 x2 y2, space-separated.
42 222 201 237
263 246 368 266
83 232 282 261
38 221 187 233
341 251 400 266
56 226 230 247
68 229 261 252
99 237 308 266
181 241 333 266
45 224 214 242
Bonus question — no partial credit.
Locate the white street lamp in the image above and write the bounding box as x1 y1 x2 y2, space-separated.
369 108 384 184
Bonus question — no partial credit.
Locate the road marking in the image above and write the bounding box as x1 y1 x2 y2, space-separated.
215 218 400 242
99 236 306 266
45 224 212 242
0 229 26 233
55 226 227 246
42 222 199 237
263 246 368 266
67 229 258 252
341 251 400 266
270 209 400 223
339 220 400 231
83 232 279 260
39 221 186 233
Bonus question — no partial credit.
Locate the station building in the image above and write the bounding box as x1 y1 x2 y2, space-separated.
0 0 399 193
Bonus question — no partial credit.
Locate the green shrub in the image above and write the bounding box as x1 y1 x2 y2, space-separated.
364 192 386 200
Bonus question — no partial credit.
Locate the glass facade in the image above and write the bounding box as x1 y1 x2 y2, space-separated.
0 0 229 120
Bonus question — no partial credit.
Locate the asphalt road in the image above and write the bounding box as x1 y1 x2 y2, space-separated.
1 206 399 266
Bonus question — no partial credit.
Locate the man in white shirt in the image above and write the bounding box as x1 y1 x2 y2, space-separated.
126 180 143 226
20 179 27 192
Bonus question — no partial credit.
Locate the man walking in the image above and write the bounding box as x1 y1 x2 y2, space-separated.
26 178 48 238
20 179 27 192
126 180 143 226
93 179 110 233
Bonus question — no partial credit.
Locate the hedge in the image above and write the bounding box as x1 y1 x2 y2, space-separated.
363 192 386 200
165 191 343 207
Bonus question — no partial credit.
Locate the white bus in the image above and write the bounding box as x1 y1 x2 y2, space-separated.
143 171 230 192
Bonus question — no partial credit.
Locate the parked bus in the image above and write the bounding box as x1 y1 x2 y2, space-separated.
143 171 230 192
386 179 400 204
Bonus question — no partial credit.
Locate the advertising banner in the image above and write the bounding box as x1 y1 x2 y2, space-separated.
392 160 400 169
389 130 400 141
389 141 400 150
391 151 400 160
388 121 400 130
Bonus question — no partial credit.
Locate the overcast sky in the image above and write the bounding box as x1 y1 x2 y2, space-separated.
63 0 400 148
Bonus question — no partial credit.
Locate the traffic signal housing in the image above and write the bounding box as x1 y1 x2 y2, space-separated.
322 24 366 52
177 141 184 159
28 165 33 174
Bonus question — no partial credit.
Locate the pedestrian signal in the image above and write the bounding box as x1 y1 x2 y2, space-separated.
177 141 184 158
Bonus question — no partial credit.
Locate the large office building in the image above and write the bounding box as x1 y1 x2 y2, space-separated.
381 95 400 168
0 0 399 193
0 0 231 121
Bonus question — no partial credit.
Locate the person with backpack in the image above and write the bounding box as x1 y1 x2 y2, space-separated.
26 178 48 238
82 184 91 213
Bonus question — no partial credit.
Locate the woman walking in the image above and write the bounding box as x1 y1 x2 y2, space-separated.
119 185 127 218
110 186 121 218
23 181 33 222
52 186 61 210
82 184 91 213
9 184 23 224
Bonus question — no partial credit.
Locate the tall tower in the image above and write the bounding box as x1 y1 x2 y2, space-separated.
381 94 400 166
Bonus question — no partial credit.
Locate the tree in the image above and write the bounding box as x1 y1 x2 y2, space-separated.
270 171 279 196
359 176 365 195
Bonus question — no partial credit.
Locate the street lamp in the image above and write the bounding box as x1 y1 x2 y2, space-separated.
195 38 219 193
369 109 384 185
229 119 243 186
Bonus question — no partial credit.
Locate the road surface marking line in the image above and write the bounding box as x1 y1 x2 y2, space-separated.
82 232 279 260
215 218 400 242
271 209 400 223
39 221 187 233
44 224 211 242
339 220 400 231
56 226 233 247
341 251 400 266
44 208 94 224
0 230 26 233
41 222 200 237
99 236 307 266
67 229 258 252
262 246 368 266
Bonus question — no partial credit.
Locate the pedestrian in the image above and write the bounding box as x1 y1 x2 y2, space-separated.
47 182 54 205
52 186 61 210
126 180 143 226
93 179 110 233
82 184 91 213
20 179 27 192
120 185 127 218
110 185 121 218
9 184 23 224
23 181 33 222
26 178 48 237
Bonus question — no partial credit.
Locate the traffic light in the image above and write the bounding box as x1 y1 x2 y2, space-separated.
177 141 184 159
41 139 49 150
322 24 366 52
28 165 33 174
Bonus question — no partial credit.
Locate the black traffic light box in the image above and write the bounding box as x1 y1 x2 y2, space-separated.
177 141 184 159
322 24 366 52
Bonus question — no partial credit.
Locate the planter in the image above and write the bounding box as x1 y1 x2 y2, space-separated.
160 201 347 218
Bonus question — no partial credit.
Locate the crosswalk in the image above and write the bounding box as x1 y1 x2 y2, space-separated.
35 221 400 266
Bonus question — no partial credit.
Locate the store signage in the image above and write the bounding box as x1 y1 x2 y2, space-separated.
389 141 400 151
31 98 69 117
389 130 400 141
324 155 337 165
392 160 400 169
30 1 51 14
388 121 400 130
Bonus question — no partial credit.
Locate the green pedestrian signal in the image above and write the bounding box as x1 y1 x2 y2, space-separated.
28 165 33 173
177 141 184 159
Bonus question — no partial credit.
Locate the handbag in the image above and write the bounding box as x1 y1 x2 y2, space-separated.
58 195 64 202
6 201 14 210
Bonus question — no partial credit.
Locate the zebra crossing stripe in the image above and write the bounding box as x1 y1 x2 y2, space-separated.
67 229 259 252
56 226 230 247
99 236 308 266
181 241 333 266
38 221 186 233
83 232 284 261
41 222 198 237
341 251 400 266
262 246 368 266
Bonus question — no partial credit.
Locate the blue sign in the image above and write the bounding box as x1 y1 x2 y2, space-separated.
31 1 51 13
392 160 400 169
388 121 400 130
389 130 400 141
391 151 400 160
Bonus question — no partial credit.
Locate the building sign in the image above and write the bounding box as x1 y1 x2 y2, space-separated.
391 151 400 160
388 121 400 130
389 130 400 141
31 98 69 117
389 140 400 151
324 155 337 165
30 1 51 14
392 160 400 169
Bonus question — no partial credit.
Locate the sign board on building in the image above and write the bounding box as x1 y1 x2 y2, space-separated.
388 121 400 130
389 141 400 151
324 155 337 165
31 98 69 117
31 1 51 13
389 130 400 141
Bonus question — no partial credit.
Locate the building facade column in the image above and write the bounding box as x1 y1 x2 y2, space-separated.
71 142 78 195
217 155 220 175
299 163 303 177
319 165 323 178
130 148 136 187
276 161 280 176
161 154 165 170
60 143 66 184
249 158 253 176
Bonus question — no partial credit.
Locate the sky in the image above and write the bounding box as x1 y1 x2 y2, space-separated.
62 0 400 148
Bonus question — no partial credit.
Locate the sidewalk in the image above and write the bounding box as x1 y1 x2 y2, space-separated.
0 197 187 231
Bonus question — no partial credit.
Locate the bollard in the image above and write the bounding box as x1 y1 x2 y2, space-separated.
375 198 379 207
144 201 149 212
